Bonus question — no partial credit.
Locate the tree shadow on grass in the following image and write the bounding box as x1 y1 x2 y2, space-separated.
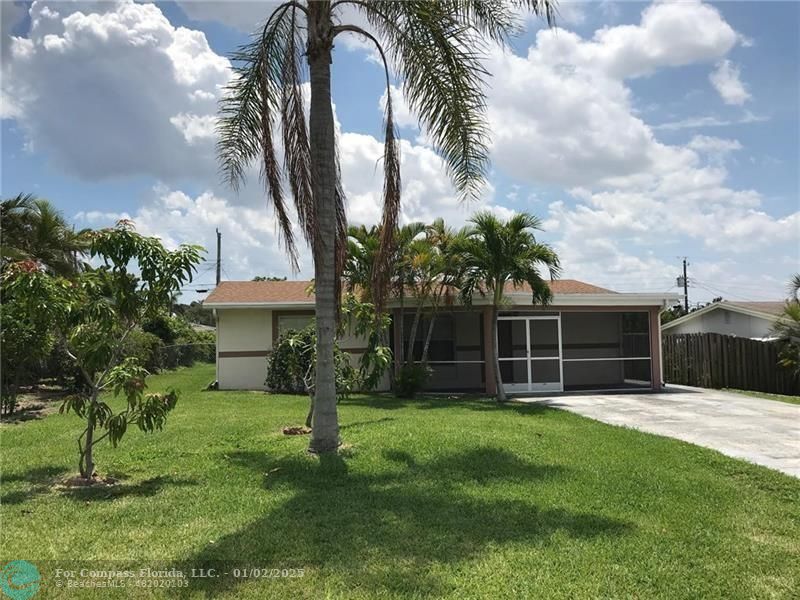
62 475 198 502
180 446 632 598
342 394 551 418
1 465 69 505
2 466 197 505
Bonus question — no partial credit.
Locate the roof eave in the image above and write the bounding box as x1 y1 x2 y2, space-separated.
662 302 784 330
203 301 315 309
207 293 680 310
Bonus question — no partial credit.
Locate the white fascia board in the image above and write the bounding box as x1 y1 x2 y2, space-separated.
203 301 314 310
206 293 682 311
507 292 682 307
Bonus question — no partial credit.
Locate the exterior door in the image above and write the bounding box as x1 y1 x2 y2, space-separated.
497 316 563 394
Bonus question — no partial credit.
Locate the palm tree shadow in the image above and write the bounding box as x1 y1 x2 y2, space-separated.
342 394 550 417
179 446 632 597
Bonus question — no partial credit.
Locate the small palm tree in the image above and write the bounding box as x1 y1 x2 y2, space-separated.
788 273 800 302
217 1 556 451
457 211 560 402
773 273 800 378
344 224 381 302
1 194 88 276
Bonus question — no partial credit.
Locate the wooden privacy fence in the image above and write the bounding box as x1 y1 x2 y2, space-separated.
663 333 799 396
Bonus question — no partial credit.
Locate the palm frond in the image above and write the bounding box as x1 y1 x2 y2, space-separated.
217 5 301 265
280 7 316 268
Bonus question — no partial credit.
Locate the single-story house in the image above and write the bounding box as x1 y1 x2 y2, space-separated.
662 301 786 341
203 280 680 395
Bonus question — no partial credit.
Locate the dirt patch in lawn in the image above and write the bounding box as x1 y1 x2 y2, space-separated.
282 426 311 436
60 475 120 488
1 385 71 424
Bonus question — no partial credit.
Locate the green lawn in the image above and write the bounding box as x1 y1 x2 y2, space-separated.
2 364 799 599
723 388 800 406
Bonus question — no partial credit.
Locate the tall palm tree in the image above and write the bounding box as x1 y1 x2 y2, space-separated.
457 211 560 402
217 1 557 452
1 194 88 276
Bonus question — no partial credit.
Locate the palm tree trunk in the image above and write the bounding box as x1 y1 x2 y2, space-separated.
492 290 506 402
307 3 339 453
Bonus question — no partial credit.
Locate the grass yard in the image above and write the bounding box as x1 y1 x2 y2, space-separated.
2 364 799 599
723 388 800 406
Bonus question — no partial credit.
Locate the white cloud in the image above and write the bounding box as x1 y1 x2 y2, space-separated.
687 135 742 165
378 85 417 130
175 1 276 33
474 2 794 296
75 186 308 286
1 0 28 64
652 111 767 131
2 0 230 181
709 59 751 105
170 113 218 144
480 0 751 190
5 1 793 303
558 0 739 79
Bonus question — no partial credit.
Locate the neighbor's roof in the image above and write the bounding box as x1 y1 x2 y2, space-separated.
204 279 616 307
662 300 787 330
725 301 786 317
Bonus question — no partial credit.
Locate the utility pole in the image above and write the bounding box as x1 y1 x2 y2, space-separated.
682 258 689 312
676 257 689 312
215 228 222 286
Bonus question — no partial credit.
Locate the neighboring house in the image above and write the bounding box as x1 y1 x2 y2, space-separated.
662 301 786 340
203 280 679 395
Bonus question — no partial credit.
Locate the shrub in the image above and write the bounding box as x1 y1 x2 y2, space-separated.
141 314 215 369
395 363 432 398
122 330 165 373
266 328 309 394
266 325 357 398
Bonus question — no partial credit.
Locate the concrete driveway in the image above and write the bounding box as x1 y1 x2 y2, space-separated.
517 386 800 478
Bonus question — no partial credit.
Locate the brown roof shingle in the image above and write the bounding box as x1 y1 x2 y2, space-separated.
204 279 614 305
205 280 315 304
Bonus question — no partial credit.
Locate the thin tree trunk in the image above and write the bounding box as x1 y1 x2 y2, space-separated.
492 300 506 402
405 305 423 365
397 286 405 375
421 290 443 364
305 394 315 429
81 392 97 478
421 313 436 364
307 3 339 453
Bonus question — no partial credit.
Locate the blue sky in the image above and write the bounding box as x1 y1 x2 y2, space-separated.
1 0 798 303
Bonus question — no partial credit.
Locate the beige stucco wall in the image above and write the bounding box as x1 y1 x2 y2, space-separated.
217 308 272 390
667 308 775 339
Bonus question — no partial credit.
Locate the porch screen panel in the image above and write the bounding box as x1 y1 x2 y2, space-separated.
561 311 651 390
497 319 527 358
401 311 484 391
